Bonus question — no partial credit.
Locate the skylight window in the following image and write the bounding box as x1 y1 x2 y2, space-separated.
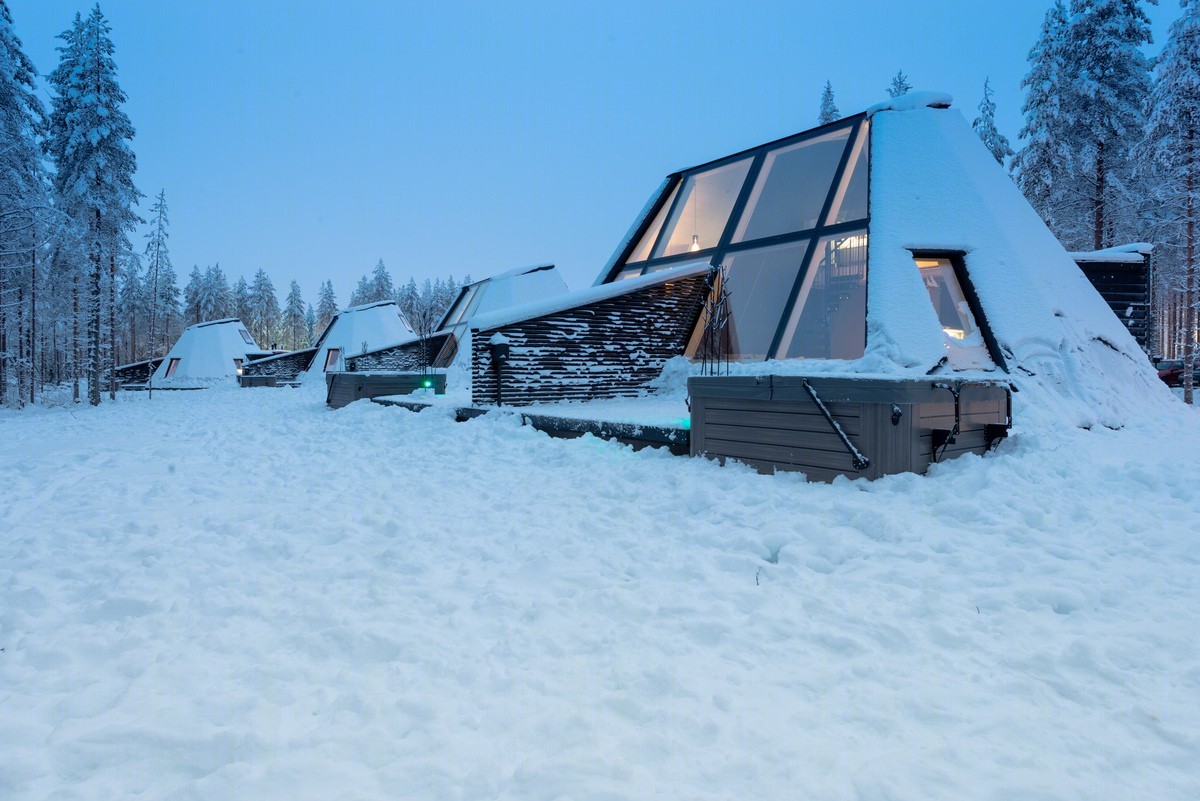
653 158 752 258
732 128 850 243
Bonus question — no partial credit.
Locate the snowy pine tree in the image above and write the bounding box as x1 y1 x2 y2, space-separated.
973 78 1015 166
818 80 839 125
183 267 203 325
282 280 306 350
887 70 912 98
396 277 419 321
304 302 315 345
49 6 141 404
1013 1 1072 233
348 275 370 307
368 258 394 303
248 268 280 347
1142 0 1200 403
315 279 338 336
142 189 172 359
231 276 251 327
1060 0 1154 250
0 0 52 407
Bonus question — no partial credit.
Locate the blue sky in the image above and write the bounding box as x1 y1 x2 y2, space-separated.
6 0 1180 304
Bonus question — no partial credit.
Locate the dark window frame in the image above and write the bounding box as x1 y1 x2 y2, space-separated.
603 114 871 361
909 249 1008 373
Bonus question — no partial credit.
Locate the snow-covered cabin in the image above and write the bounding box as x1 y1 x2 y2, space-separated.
434 265 568 366
470 92 1169 429
301 300 415 379
339 265 569 374
150 319 272 384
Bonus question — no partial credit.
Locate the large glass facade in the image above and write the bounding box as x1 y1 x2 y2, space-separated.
777 231 868 359
720 240 812 359
732 128 850 243
625 184 678 264
653 158 753 258
607 116 871 361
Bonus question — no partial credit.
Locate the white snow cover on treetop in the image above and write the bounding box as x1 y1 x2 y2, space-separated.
303 300 415 378
149 318 263 383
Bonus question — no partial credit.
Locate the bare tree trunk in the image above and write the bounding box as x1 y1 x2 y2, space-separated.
109 253 117 400
1094 141 1106 252
72 270 80 403
17 277 27 408
1184 132 1195 406
0 265 8 406
29 249 36 405
88 226 102 406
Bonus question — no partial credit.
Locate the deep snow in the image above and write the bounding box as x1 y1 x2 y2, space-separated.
1 385 1198 800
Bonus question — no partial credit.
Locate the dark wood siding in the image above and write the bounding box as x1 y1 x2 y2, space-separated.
471 271 710 406
240 348 317 383
345 333 455 372
326 372 446 409
1075 255 1151 351
689 376 1010 482
110 357 163 385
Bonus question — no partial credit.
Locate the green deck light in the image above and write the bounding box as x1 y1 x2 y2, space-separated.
679 417 691 430
423 379 432 388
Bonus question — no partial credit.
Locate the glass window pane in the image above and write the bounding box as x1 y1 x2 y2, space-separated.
914 256 995 369
732 128 850 243
716 240 811 359
614 266 644 281
825 122 869 225
443 286 475 326
654 158 753 258
625 184 679 264
777 231 868 360
324 348 341 371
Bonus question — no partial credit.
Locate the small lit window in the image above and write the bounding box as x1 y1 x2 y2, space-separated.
233 358 243 372
239 329 254 345
324 348 341 371
165 358 181 377
914 255 996 369
625 184 679 264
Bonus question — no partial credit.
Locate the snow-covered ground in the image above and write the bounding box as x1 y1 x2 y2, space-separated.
2 384 1198 800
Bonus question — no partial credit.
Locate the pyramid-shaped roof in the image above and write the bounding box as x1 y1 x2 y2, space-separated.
151 318 268 382
302 300 415 379
594 94 1169 426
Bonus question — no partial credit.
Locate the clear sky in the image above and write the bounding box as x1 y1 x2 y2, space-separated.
5 0 1180 305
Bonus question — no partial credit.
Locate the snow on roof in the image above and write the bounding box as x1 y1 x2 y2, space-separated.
864 89 954 116
1068 243 1153 263
866 105 1169 427
302 300 416 379
150 319 262 382
469 261 711 332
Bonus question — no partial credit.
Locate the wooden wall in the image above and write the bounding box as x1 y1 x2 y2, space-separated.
1075 255 1151 352
689 376 1010 482
240 348 317 382
471 271 710 406
326 372 446 409
345 333 454 373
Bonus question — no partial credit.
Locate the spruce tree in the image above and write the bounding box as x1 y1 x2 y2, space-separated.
231 276 251 326
248 268 280 346
369 258 394 303
973 78 1015 166
349 274 370 307
0 0 51 407
1013 1 1071 235
818 81 839 125
283 279 306 349
305 303 315 345
1061 0 1154 249
887 70 912 98
143 189 171 358
316 279 338 336
396 277 419 321
49 6 141 404
183 266 203 325
1142 0 1200 403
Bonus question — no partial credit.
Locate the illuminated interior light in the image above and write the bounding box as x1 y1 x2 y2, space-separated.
690 234 701 252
